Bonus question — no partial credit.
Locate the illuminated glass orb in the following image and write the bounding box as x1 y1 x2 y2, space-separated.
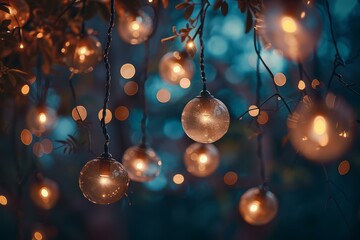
61 35 102 73
30 178 59 210
239 187 278 225
79 157 129 204
159 51 194 85
287 94 354 162
122 145 161 182
181 92 230 143
118 11 153 45
184 143 220 177
26 106 57 135
262 0 322 61
0 0 30 29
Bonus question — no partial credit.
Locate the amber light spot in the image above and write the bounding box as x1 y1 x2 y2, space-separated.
224 171 238 185
157 89 171 103
173 174 184 185
248 105 259 117
21 84 30 95
124 81 138 96
338 160 350 176
72 105 87 121
298 80 306 90
98 109 112 124
0 195 8 206
20 129 32 145
33 231 43 240
257 111 269 125
120 63 136 79
115 106 129 121
281 17 297 33
274 73 286 87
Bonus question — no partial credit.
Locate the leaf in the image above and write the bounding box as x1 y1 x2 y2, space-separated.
1 19 11 27
238 0 246 13
245 9 253 33
213 0 222 10
161 0 169 8
0 4 9 14
161 35 178 43
184 5 194 20
175 2 190 10
221 1 228 16
8 69 28 75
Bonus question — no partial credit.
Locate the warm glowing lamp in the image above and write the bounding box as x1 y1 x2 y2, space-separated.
0 0 30 29
30 178 59 210
26 106 57 135
79 157 129 204
184 143 220 177
118 11 153 45
122 145 161 182
181 91 230 143
287 94 354 162
239 186 278 225
159 51 194 85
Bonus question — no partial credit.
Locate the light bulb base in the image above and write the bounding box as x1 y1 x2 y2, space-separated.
198 90 213 98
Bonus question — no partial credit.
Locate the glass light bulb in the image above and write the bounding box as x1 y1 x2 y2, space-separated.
184 143 220 177
61 35 102 74
30 178 59 210
159 51 194 85
26 107 57 135
122 145 161 182
287 94 354 162
0 0 30 29
181 93 230 143
261 0 322 61
118 11 153 45
239 187 278 225
79 157 129 204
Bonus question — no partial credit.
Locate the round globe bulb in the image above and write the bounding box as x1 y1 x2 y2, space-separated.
261 0 322 61
0 0 30 29
159 51 194 85
287 94 354 162
118 11 153 45
61 35 102 73
181 93 230 143
239 187 278 225
30 178 59 210
184 143 220 177
79 157 129 204
26 106 57 135
122 145 161 182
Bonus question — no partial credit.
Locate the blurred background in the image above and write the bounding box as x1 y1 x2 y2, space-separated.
0 0 360 239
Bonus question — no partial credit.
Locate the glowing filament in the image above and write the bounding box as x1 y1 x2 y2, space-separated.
172 64 182 73
313 116 327 135
249 201 259 213
199 154 208 164
40 187 49 198
131 22 140 30
99 176 110 185
281 17 297 33
39 113 47 123
135 160 145 170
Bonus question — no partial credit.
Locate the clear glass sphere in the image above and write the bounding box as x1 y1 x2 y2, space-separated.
184 143 220 177
181 94 230 143
159 51 194 85
0 0 30 29
26 106 57 136
30 178 59 210
287 94 354 162
239 187 278 225
118 11 153 45
122 145 161 182
261 0 322 61
61 35 102 74
79 158 129 204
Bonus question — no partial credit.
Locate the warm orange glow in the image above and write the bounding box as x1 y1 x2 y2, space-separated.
274 73 286 86
19 43 24 49
40 187 49 198
179 78 191 89
99 176 110 185
156 89 171 103
249 201 260 212
20 129 32 145
98 109 112 124
338 160 350 175
300 11 306 19
173 174 184 185
115 106 129 121
71 106 87 121
21 84 30 95
311 79 320 89
39 113 47 123
281 17 297 33
224 171 238 185
124 81 138 96
313 116 327 135
41 138 53 154
131 21 140 31
33 142 44 157
248 105 259 117
0 195 8 205
257 111 269 125
120 63 136 79
298 80 306 90
33 231 43 240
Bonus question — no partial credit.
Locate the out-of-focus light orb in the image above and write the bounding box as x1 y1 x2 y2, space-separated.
124 81 138 96
26 107 57 135
274 72 286 86
0 195 8 205
72 105 87 121
181 93 230 143
311 79 320 89
179 78 191 89
338 160 350 176
120 63 136 79
21 84 30 95
224 171 238 185
173 174 184 185
287 94 355 162
257 111 269 125
0 0 30 29
262 0 322 61
118 11 153 45
115 106 129 121
98 109 112 124
239 187 278 225
41 138 53 154
156 89 171 103
20 129 32 145
79 157 129 204
184 143 220 177
61 35 102 74
33 142 44 158
122 145 161 182
30 178 59 210
248 105 259 117
33 231 44 240
298 80 306 90
159 51 194 85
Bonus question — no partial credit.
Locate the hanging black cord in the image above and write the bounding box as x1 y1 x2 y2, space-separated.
199 0 210 92
100 0 115 158
141 40 150 146
80 0 87 35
